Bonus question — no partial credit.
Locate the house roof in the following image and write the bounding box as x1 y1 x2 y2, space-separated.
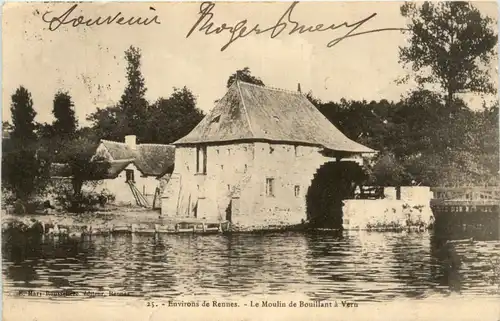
100 140 175 176
174 81 375 154
49 160 133 180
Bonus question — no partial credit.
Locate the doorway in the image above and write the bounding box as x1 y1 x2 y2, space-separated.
125 169 135 182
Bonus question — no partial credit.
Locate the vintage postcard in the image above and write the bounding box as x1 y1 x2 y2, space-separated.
1 1 499 320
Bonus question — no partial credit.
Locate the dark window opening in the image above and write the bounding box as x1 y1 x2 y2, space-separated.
294 185 300 197
211 115 221 123
196 145 207 174
266 178 275 197
125 169 135 182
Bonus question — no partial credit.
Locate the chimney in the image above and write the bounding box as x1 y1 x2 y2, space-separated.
297 83 302 93
125 135 137 150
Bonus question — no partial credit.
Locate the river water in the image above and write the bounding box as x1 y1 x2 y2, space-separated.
2 229 499 302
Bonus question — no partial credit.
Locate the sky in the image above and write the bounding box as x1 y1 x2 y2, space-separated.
2 1 498 127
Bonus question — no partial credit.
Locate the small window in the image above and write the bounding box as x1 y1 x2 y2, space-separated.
227 184 231 191
294 146 299 157
196 146 207 174
227 149 231 156
216 149 219 154
221 164 224 170
244 164 247 173
294 185 300 197
266 178 275 197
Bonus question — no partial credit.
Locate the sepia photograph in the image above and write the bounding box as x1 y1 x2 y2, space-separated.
1 1 499 320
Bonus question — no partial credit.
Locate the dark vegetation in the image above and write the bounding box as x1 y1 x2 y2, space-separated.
2 2 498 214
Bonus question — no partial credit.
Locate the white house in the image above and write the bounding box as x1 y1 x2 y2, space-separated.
91 135 175 206
50 135 175 207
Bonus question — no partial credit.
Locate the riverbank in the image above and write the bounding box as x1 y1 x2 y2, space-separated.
1 206 234 236
2 204 436 236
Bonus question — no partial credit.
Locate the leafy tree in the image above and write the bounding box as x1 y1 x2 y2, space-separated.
52 90 77 138
399 2 498 107
2 86 50 204
88 46 149 141
119 46 149 139
2 141 50 204
10 86 37 142
145 87 205 144
57 133 109 196
86 105 122 141
226 67 265 88
368 152 409 186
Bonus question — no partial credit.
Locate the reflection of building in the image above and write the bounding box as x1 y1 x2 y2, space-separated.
51 135 175 207
161 81 373 229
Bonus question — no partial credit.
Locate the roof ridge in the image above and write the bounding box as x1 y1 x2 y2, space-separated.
235 81 255 137
138 143 174 147
101 139 174 148
239 81 304 96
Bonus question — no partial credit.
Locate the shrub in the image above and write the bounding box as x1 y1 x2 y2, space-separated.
52 182 115 213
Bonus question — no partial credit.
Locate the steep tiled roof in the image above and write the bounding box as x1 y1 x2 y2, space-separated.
100 140 175 177
136 144 176 176
97 160 133 179
175 81 374 154
100 140 135 160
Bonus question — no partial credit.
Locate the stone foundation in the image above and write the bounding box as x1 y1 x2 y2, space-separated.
342 187 435 230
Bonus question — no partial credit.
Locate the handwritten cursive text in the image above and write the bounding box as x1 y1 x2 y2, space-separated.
42 4 161 31
187 2 405 51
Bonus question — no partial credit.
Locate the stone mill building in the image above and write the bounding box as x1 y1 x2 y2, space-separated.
161 80 375 230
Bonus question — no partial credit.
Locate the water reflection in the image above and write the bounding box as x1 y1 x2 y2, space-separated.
2 229 499 301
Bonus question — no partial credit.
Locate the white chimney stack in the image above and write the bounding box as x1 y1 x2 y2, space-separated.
125 135 137 150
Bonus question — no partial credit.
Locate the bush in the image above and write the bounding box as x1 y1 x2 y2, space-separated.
52 183 115 213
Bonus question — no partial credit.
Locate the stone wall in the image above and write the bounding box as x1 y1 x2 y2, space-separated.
343 186 434 230
161 142 362 230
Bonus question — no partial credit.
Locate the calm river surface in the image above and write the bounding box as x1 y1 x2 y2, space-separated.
2 229 499 302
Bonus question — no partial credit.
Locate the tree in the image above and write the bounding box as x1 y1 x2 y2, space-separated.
87 46 150 141
2 86 50 204
86 105 122 141
57 134 109 197
399 2 497 107
145 87 205 144
52 91 77 138
226 67 265 88
10 86 37 142
368 152 409 186
119 46 149 139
